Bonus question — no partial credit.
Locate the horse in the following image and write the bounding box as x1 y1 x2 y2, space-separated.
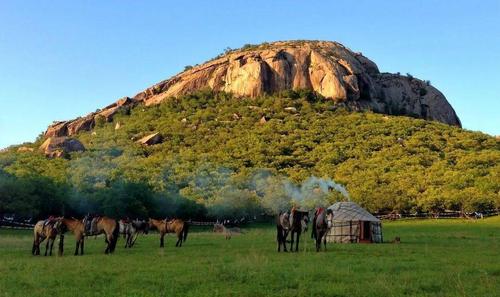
288 207 309 252
72 215 119 254
119 220 136 248
276 211 291 252
119 219 149 248
55 217 85 256
311 208 334 252
32 218 59 256
149 218 189 248
93 216 120 254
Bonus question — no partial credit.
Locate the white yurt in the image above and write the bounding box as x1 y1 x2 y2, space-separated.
326 201 383 243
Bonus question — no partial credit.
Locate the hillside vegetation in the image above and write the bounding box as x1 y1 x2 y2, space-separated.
1 90 499 219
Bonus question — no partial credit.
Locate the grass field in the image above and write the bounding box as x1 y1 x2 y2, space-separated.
1 218 499 297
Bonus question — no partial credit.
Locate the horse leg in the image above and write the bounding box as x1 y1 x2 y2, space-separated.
160 233 165 248
49 238 55 256
130 233 138 247
276 227 281 252
46 237 53 256
316 230 321 252
290 231 295 252
283 231 289 252
104 236 110 254
32 236 38 255
323 233 327 251
74 240 80 256
44 238 50 256
80 238 85 255
295 232 300 252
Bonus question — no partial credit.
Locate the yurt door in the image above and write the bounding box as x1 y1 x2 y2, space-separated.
360 221 371 243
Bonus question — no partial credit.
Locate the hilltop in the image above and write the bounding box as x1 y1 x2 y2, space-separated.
45 40 460 138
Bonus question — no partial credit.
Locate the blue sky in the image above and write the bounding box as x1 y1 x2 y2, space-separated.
1 0 499 149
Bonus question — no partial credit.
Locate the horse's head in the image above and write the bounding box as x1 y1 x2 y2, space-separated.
326 209 334 228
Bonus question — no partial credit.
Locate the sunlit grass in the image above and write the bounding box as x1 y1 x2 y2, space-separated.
1 218 499 297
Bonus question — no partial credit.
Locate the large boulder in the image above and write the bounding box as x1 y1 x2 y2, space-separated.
44 40 461 138
136 132 163 146
39 137 85 158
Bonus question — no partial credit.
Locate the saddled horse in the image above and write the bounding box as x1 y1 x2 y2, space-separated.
119 219 149 248
276 211 291 252
311 207 334 252
32 218 60 256
74 215 120 254
288 207 309 252
55 217 85 256
149 218 189 248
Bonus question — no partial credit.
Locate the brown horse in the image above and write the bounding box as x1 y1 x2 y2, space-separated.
55 217 85 256
93 216 120 254
149 218 189 248
311 208 334 252
32 219 59 256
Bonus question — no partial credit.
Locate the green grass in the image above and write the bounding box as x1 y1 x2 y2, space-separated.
1 218 499 297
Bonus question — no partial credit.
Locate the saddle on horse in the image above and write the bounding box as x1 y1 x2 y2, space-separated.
83 214 100 236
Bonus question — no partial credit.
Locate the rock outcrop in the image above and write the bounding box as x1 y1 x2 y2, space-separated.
136 132 162 146
39 137 85 158
45 40 461 138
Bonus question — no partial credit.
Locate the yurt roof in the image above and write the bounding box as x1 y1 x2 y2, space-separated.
327 201 380 222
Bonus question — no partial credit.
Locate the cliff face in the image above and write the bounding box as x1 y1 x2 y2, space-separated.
45 40 461 137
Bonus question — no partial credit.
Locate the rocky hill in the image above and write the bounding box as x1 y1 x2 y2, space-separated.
45 40 461 138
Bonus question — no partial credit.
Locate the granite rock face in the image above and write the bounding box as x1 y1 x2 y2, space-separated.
45 40 461 137
39 137 85 158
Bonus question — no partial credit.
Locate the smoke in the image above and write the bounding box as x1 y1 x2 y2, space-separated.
192 167 350 216
283 176 350 210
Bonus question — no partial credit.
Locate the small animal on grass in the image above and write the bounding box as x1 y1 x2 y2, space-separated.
391 236 401 244
149 218 189 248
311 207 334 252
55 217 85 256
32 217 60 256
213 223 233 239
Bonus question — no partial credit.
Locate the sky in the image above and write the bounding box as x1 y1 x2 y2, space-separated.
0 0 499 149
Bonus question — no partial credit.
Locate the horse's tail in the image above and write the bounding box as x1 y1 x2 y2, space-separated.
109 220 120 253
182 222 189 242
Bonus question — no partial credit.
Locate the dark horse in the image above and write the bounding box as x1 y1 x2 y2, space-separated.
289 207 309 252
276 207 309 252
311 207 334 252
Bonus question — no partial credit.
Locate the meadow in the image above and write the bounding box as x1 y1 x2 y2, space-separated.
0 218 499 297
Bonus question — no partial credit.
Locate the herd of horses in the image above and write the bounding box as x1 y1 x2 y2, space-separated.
31 206 334 257
32 216 188 256
277 206 334 252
